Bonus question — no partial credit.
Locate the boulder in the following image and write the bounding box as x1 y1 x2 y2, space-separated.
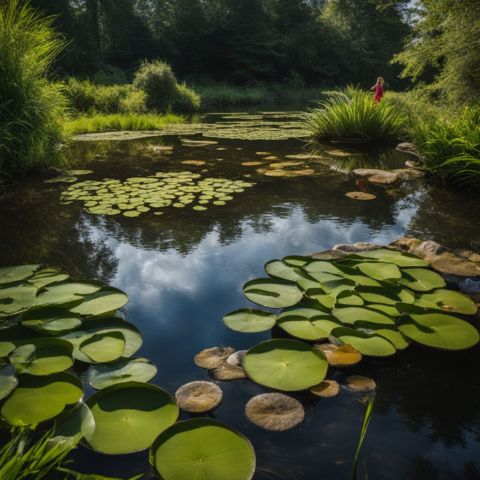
353 168 425 185
333 242 383 253
396 142 423 159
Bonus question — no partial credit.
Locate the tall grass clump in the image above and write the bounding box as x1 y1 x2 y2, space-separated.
306 87 407 143
0 0 66 176
412 106 480 188
133 60 200 113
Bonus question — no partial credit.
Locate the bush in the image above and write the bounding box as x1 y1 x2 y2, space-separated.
91 64 129 85
0 0 66 175
174 83 201 112
63 78 146 114
133 60 178 112
305 87 407 143
412 106 480 188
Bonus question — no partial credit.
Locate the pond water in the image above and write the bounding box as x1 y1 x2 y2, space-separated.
1 110 479 480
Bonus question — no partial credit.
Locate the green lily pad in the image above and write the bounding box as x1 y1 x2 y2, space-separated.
28 268 70 289
150 418 256 480
264 260 299 282
62 318 142 363
356 262 401 281
223 309 276 333
304 261 344 276
85 382 179 455
70 287 128 316
283 256 310 267
351 248 429 267
52 403 96 446
356 324 409 350
0 283 38 316
332 307 396 326
0 265 39 285
397 268 446 292
36 282 102 306
277 308 340 341
335 290 365 306
368 304 401 317
79 332 126 363
21 306 82 334
304 288 336 309
330 327 397 356
414 289 478 315
9 338 74 375
1 373 83 426
399 312 479 350
243 339 328 391
87 357 158 389
0 325 39 357
243 278 303 308
0 365 18 400
356 285 415 305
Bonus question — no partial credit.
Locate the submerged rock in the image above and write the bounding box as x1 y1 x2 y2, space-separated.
333 242 383 253
396 142 423 159
353 168 425 184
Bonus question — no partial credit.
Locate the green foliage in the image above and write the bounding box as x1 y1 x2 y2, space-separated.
63 79 146 114
411 106 480 188
173 83 202 113
64 113 184 135
393 0 480 105
0 0 66 176
306 87 407 143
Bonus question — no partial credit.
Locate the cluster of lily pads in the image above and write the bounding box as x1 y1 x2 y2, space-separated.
222 247 479 392
0 264 256 480
60 171 255 217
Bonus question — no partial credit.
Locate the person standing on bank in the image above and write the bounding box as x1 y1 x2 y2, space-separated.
371 77 385 103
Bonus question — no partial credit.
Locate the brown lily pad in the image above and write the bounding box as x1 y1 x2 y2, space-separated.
175 381 223 413
241 162 263 167
194 346 236 369
310 380 340 398
345 191 377 201
181 160 206 166
346 375 376 393
209 362 247 381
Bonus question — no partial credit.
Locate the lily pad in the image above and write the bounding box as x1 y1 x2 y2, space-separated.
85 382 179 455
9 338 74 375
314 343 362 366
175 381 223 413
264 259 299 282
27 268 70 289
0 283 38 316
330 327 397 356
194 346 235 369
357 262 401 281
243 339 328 391
415 289 478 315
352 248 429 267
36 282 102 306
1 373 83 426
398 312 479 350
79 332 126 363
243 278 303 308
223 309 276 333
150 418 256 480
310 380 340 398
0 325 39 357
332 307 395 326
88 357 158 389
0 365 18 400
0 265 39 285
397 268 446 292
69 287 128 316
356 285 415 305
277 308 340 341
21 306 82 334
346 375 376 392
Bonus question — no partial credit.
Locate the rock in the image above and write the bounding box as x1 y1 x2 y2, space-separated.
396 142 422 159
310 250 346 260
389 237 423 252
345 191 377 201
333 242 383 253
455 249 480 263
353 168 425 185
431 253 480 277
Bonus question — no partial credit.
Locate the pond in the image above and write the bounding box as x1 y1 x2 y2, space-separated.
0 110 479 480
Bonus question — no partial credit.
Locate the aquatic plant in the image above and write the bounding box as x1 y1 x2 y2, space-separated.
60 172 255 217
305 88 407 144
222 247 479 392
0 0 66 175
0 264 256 478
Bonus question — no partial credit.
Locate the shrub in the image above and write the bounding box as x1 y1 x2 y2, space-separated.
174 83 201 113
63 79 146 114
133 60 178 112
305 87 407 143
0 0 66 175
92 64 129 85
411 106 480 188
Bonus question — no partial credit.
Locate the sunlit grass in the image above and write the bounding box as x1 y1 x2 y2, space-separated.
64 113 185 135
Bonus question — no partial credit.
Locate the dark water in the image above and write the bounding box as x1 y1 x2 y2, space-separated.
1 111 479 480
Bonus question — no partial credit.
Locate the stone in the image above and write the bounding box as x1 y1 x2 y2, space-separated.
333 242 383 253
396 142 423 159
353 168 425 185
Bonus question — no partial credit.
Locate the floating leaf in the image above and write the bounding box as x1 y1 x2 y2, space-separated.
85 382 179 455
310 380 340 398
264 260 299 282
69 287 128 316
28 268 70 289
0 265 39 285
356 323 409 350
346 375 376 392
79 332 126 363
194 346 235 369
88 357 157 389
223 309 276 333
0 365 18 400
36 282 102 306
398 312 480 350
415 289 478 315
53 403 95 446
243 278 303 308
332 307 395 326
245 393 304 431
150 419 256 480
0 283 38 316
1 373 83 426
356 262 401 281
175 381 223 413
243 339 328 391
331 327 397 357
397 268 446 292
21 306 82 334
277 308 340 341
356 285 415 305
9 338 74 375
0 325 39 357
352 248 429 267
315 343 362 366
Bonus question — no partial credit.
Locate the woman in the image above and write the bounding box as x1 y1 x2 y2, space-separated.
371 77 385 103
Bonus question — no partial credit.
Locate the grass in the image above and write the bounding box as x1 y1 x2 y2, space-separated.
64 113 185 135
195 83 322 108
352 393 376 480
305 87 407 143
0 0 66 176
